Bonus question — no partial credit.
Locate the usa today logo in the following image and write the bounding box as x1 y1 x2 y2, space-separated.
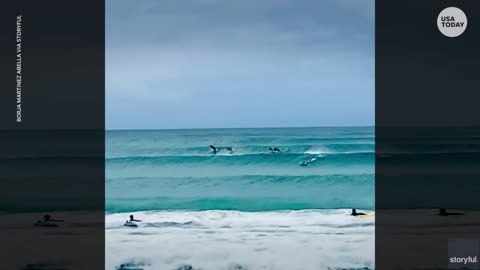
437 7 467 37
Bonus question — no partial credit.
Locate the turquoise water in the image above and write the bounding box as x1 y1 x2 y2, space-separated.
106 127 375 269
106 127 374 213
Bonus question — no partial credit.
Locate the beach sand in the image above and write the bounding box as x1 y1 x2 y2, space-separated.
376 209 480 270
4 209 474 269
1 211 104 270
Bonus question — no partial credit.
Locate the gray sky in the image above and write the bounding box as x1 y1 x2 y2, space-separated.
106 0 374 129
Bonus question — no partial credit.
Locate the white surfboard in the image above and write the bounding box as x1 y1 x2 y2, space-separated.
124 221 138 227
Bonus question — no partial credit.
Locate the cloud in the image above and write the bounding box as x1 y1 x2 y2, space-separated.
335 0 375 18
106 0 374 128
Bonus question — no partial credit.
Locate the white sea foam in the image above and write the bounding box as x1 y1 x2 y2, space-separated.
304 148 373 155
106 210 374 270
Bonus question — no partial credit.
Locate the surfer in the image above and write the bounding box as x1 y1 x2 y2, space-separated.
34 214 63 227
209 145 218 154
43 214 63 222
351 209 366 216
438 208 464 216
129 215 141 222
269 147 281 153
226 147 235 153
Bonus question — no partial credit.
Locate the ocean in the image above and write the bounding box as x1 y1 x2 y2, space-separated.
106 127 375 270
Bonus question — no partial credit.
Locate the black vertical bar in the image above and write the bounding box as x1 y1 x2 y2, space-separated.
0 0 105 269
376 1 480 269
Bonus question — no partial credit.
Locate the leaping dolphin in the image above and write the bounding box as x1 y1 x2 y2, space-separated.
210 145 218 154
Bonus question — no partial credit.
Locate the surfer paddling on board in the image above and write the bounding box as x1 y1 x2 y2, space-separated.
209 145 218 154
43 214 64 222
437 208 464 216
129 215 141 222
124 214 141 227
34 214 64 227
351 209 366 216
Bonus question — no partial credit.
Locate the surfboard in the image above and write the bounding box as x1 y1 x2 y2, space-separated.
124 221 138 227
34 221 58 227
358 212 375 218
116 264 143 270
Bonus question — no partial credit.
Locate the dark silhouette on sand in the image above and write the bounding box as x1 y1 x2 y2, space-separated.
34 214 63 227
43 214 64 222
437 208 464 216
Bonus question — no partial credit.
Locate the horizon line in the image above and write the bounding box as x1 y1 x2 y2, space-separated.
106 125 374 131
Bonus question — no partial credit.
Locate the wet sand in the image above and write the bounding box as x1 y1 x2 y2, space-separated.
1 211 104 270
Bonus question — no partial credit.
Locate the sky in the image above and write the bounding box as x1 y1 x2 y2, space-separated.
106 0 374 130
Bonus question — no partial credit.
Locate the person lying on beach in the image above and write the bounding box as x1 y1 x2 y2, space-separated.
351 209 366 216
438 208 464 216
129 215 141 222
